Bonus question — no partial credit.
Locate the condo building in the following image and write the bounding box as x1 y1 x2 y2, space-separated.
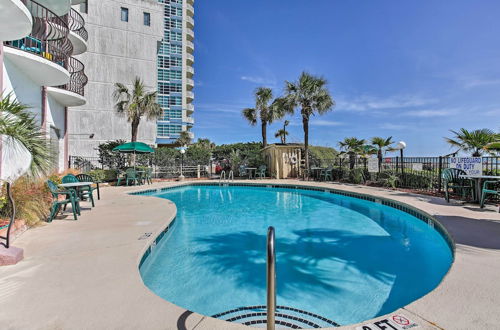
68 0 163 157
1 0 89 172
155 0 195 146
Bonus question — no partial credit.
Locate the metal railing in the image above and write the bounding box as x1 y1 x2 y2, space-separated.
4 0 72 68
57 56 88 96
65 8 88 41
267 226 276 330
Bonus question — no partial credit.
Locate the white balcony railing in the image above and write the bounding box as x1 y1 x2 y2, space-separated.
186 66 194 76
187 3 194 16
187 53 194 64
185 15 194 28
185 117 194 125
186 103 194 112
186 78 194 88
186 40 194 53
186 91 194 100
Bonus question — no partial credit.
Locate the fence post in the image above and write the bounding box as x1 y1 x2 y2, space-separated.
68 155 71 170
197 165 201 178
438 156 443 193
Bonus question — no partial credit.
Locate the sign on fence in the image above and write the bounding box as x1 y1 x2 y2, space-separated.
368 158 379 173
412 163 423 171
450 157 482 176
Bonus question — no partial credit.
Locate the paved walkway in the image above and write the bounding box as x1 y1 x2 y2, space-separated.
0 180 499 330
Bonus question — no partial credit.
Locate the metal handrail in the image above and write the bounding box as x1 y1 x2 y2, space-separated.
228 170 234 182
267 226 276 330
66 8 88 41
219 170 226 186
57 56 88 96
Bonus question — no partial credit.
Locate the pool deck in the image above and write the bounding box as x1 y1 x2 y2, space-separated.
1 179 499 330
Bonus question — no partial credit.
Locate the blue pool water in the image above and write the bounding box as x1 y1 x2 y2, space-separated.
139 185 453 326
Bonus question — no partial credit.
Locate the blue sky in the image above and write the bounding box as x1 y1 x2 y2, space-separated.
192 0 500 156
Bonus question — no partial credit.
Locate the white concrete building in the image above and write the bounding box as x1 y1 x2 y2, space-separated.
68 0 163 157
1 0 89 172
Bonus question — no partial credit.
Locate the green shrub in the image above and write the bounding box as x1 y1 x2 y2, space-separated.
87 170 106 182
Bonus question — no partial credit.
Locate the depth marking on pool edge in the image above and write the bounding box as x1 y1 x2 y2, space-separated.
355 314 419 330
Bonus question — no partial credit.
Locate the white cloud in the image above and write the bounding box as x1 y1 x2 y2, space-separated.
462 78 500 89
403 109 453 117
337 94 436 112
240 75 276 86
379 123 409 130
310 119 344 127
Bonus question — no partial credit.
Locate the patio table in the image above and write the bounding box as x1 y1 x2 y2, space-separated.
246 167 257 179
459 175 500 202
59 182 93 201
310 167 324 181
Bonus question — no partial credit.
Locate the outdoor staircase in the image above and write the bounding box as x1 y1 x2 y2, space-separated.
212 305 340 329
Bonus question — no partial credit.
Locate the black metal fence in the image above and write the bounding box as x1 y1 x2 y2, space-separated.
308 156 500 193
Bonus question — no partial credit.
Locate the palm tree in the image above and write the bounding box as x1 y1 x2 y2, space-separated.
242 87 283 148
371 136 394 172
338 137 366 169
175 131 192 147
0 94 51 248
275 120 290 144
195 138 216 150
280 72 335 170
113 77 162 142
445 128 497 156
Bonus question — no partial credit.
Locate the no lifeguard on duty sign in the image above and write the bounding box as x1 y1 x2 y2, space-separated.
356 314 419 330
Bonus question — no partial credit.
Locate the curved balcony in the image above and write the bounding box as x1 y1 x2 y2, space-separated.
185 117 194 125
0 0 33 41
186 66 194 78
3 0 72 86
186 91 194 102
187 53 194 65
187 0 194 5
186 103 194 114
187 3 194 17
65 8 87 55
186 40 194 53
186 27 194 41
185 15 194 28
48 57 87 106
186 78 194 90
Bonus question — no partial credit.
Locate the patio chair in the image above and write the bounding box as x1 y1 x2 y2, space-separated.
62 174 95 207
46 180 80 222
143 168 153 185
320 166 333 181
125 168 140 186
76 173 101 201
116 171 126 186
480 180 500 212
239 165 248 178
441 168 474 203
255 165 267 179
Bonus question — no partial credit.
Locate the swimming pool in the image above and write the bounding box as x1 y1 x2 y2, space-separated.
138 184 453 327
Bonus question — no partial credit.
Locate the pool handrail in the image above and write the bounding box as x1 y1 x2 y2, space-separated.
267 226 276 330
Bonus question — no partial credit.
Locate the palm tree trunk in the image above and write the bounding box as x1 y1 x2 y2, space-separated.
303 115 309 171
378 149 382 173
262 121 267 147
131 118 140 142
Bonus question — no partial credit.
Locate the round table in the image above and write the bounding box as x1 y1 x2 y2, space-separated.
459 175 500 202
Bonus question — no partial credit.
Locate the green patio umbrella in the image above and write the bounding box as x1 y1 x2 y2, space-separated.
113 142 154 169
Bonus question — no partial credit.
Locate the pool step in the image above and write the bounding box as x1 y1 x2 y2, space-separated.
212 305 340 329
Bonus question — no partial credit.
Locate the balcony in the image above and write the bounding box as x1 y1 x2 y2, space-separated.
187 3 194 17
185 117 194 125
186 66 194 77
0 0 33 41
186 103 194 115
187 131 194 139
186 27 194 41
65 8 87 55
186 40 194 53
186 91 194 102
3 0 72 86
186 78 194 90
185 15 194 28
187 53 194 65
187 0 194 5
48 57 87 106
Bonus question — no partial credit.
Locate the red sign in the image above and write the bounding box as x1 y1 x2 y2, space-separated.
392 315 410 326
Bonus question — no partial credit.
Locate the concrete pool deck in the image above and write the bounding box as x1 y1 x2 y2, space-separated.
0 179 499 330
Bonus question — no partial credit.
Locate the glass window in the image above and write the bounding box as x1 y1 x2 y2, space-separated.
144 12 151 26
121 7 128 22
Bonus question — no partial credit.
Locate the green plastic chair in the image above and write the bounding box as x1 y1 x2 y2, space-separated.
441 168 474 203
46 180 80 222
125 168 140 186
62 174 95 207
116 171 126 186
239 165 248 178
144 168 153 185
320 166 333 181
480 180 500 212
255 165 267 179
76 173 100 201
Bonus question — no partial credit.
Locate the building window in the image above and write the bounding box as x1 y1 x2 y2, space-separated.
144 12 151 26
80 0 88 14
121 7 129 22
